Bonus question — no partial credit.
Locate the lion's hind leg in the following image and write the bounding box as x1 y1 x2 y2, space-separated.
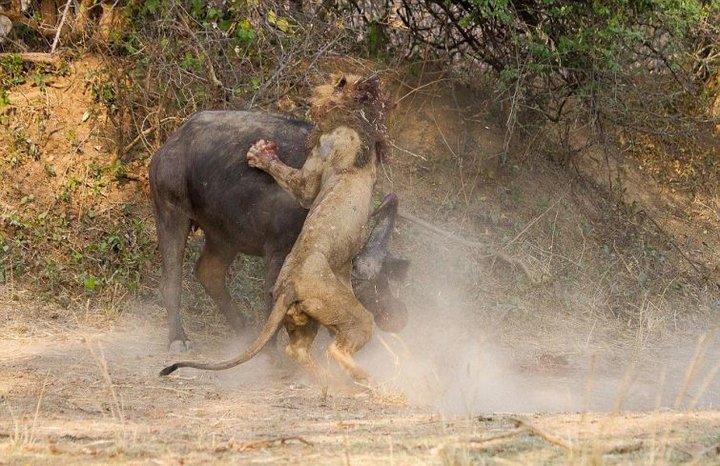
296 255 375 383
327 302 373 383
284 304 325 382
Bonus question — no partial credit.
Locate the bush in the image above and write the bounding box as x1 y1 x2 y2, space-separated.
386 0 720 165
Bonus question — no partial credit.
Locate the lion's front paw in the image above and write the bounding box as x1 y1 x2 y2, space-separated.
247 139 279 169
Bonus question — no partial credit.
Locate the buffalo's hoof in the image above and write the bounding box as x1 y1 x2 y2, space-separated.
169 339 192 353
228 318 246 335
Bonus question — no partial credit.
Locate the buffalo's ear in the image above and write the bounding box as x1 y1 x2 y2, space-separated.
318 132 336 160
385 257 410 281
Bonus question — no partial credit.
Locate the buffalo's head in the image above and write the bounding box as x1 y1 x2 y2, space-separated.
352 192 409 333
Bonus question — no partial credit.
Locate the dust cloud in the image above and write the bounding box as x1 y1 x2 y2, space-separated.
117 272 719 416
357 273 720 416
98 307 288 388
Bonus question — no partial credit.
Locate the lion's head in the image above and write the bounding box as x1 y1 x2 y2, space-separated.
307 72 394 167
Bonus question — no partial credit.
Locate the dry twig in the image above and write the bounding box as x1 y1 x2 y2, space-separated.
398 209 544 284
389 141 428 161
510 417 573 451
50 0 72 54
216 436 314 452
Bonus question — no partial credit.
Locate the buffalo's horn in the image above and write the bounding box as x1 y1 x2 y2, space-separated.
365 192 398 251
353 193 399 279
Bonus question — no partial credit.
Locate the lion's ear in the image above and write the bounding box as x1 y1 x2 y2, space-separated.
334 73 347 92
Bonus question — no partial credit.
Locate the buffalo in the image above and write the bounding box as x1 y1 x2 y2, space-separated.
149 111 408 352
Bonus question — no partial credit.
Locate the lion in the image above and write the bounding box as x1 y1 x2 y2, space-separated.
160 73 395 383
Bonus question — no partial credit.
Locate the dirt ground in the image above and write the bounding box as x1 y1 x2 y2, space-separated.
1 299 719 466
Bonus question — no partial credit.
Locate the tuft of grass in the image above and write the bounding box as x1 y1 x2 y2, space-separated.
2 371 50 450
87 339 127 448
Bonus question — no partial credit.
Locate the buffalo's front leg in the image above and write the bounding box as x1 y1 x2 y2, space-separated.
195 237 245 332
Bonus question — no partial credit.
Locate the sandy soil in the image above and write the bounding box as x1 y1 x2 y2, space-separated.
2 300 719 466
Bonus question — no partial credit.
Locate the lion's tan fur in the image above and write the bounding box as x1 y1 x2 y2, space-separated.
261 73 392 382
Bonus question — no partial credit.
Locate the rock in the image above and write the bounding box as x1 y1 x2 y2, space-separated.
0 15 12 43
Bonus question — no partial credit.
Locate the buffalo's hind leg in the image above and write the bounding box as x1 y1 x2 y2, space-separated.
155 205 192 353
195 237 245 333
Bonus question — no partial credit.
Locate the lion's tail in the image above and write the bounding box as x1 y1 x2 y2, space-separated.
159 291 291 376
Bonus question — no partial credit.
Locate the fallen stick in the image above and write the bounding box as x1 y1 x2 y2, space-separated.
510 417 573 451
146 385 203 395
605 441 644 455
217 436 314 452
399 209 485 248
390 141 428 161
466 428 528 445
0 52 60 65
50 0 73 54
